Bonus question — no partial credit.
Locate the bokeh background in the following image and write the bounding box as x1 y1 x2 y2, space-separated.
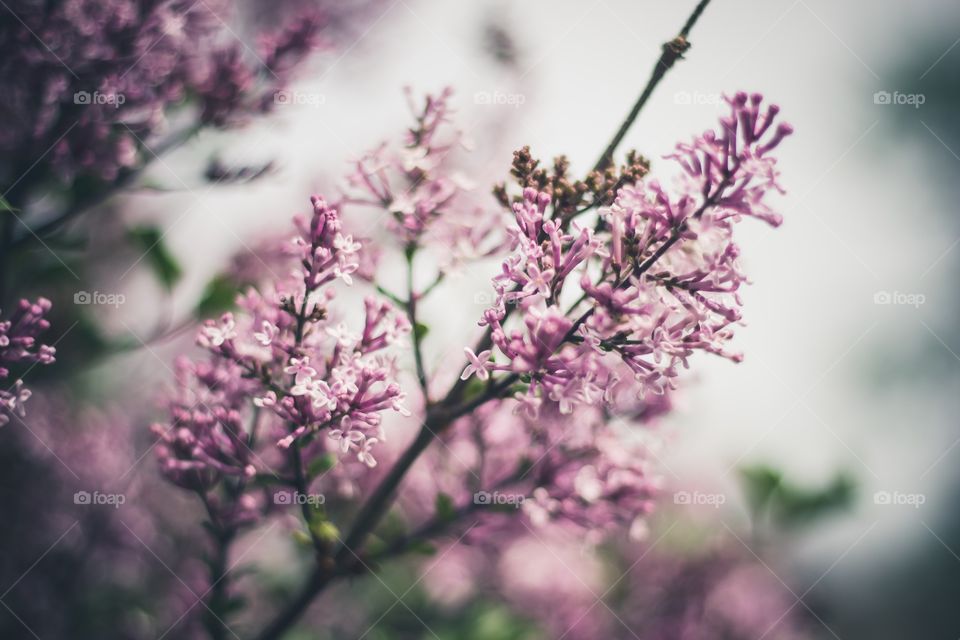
3 0 960 638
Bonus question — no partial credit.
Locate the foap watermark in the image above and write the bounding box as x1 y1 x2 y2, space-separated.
673 490 726 508
74 290 126 308
874 490 925 509
873 90 925 109
473 291 519 307
674 90 721 106
274 90 325 108
474 90 526 108
74 490 126 509
474 490 525 508
873 290 925 308
74 90 126 108
474 291 496 306
273 491 326 506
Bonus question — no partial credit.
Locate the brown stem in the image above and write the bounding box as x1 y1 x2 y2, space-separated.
336 422 436 560
252 568 333 640
199 493 238 640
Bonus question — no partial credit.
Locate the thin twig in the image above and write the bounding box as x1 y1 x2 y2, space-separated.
593 0 712 172
405 247 430 401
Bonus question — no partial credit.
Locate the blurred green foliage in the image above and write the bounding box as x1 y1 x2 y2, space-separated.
739 464 855 528
127 226 183 290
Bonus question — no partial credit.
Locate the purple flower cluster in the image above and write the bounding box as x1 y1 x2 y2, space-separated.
0 298 55 426
344 88 505 265
0 0 326 187
151 356 259 491
390 380 665 547
472 93 792 411
489 534 812 640
144 87 791 638
153 196 410 499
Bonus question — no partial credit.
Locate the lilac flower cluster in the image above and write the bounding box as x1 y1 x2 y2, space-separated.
490 534 812 640
153 196 410 499
520 425 656 542
472 93 792 411
0 0 326 187
0 298 55 426
151 356 259 492
389 380 665 547
0 399 211 640
347 90 791 548
145 86 791 639
344 88 505 265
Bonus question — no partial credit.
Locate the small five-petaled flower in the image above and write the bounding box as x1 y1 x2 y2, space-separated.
460 347 494 381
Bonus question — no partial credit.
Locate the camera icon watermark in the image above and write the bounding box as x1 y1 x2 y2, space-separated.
474 90 526 109
74 290 126 308
673 490 726 508
873 490 925 509
74 90 126 108
873 290 925 308
273 491 325 506
873 90 925 109
274 90 325 108
473 490 525 508
74 490 126 509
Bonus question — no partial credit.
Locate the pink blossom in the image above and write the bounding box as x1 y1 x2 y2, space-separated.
476 93 791 415
0 298 56 426
154 196 411 496
357 437 379 468
460 347 494 381
343 88 508 269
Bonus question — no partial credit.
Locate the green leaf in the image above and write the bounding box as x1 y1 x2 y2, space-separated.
127 226 182 289
307 452 337 478
461 376 488 405
739 465 782 516
414 322 429 342
508 382 530 396
435 492 456 522
773 473 855 525
408 540 437 555
739 464 855 528
194 273 239 318
364 536 387 557
374 285 404 305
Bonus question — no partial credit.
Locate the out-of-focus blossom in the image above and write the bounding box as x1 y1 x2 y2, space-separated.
343 88 507 267
0 0 328 187
0 298 55 425
388 379 660 548
0 398 207 639
492 533 812 640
